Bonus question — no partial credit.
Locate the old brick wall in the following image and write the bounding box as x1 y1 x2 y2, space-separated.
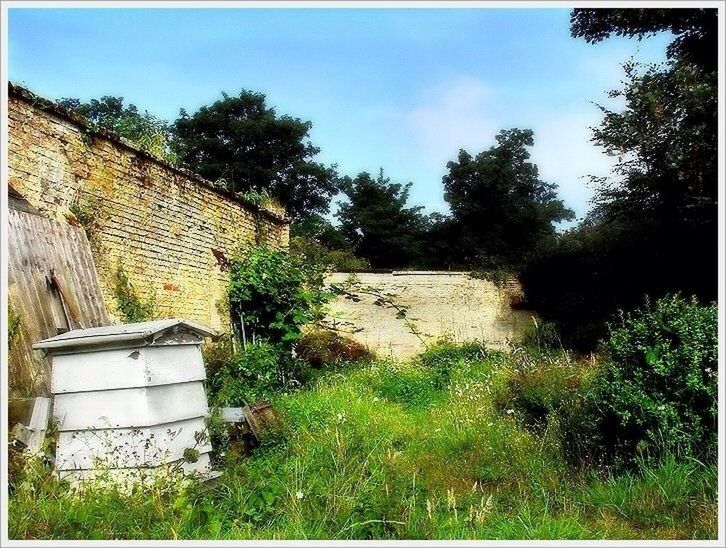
324 272 535 359
8 85 289 332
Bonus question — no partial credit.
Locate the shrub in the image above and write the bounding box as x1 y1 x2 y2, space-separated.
589 294 717 466
490 348 603 467
295 329 372 368
469 266 515 287
520 318 562 354
228 246 329 347
206 341 307 407
290 236 370 272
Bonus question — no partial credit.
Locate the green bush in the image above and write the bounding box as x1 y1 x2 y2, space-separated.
228 246 329 347
112 264 155 323
590 294 717 466
417 340 487 389
290 236 369 272
206 341 307 407
520 318 562 354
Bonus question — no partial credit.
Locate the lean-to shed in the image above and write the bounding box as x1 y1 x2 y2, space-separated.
34 319 217 484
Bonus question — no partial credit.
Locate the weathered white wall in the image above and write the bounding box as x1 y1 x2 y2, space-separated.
324 272 535 359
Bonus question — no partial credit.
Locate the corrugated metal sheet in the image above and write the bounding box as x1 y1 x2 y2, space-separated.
8 208 110 396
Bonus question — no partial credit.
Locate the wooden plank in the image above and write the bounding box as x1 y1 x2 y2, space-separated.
8 209 112 396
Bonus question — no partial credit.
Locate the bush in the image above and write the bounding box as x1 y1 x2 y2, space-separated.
228 246 329 347
112 264 155 323
206 341 307 407
295 329 372 368
290 236 369 272
520 318 562 354
589 294 717 466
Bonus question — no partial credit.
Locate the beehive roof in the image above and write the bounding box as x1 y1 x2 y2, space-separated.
33 319 216 352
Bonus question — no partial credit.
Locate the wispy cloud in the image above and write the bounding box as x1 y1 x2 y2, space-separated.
406 76 500 165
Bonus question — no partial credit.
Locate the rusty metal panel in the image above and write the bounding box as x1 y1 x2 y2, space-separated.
7 208 110 396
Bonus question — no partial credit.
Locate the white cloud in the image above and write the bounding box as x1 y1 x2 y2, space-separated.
406 76 500 165
528 110 616 221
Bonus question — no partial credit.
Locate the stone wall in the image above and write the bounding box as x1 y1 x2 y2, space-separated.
8 84 289 332
324 272 535 359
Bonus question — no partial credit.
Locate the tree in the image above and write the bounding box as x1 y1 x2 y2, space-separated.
336 169 429 269
571 8 717 71
172 91 338 220
521 9 718 349
57 96 177 163
442 129 574 271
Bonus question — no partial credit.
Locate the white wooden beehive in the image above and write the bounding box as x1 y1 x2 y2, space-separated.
34 319 217 485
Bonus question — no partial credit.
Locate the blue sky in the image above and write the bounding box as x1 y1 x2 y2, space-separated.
8 7 671 224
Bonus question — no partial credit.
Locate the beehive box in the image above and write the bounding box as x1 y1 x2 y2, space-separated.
34 319 217 484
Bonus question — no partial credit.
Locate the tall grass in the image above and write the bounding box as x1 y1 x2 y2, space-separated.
8 343 717 540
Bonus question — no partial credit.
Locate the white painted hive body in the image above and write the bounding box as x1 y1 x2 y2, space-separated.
34 319 217 484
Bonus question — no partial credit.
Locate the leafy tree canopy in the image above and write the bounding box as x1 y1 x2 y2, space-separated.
571 8 717 71
172 91 339 220
336 169 429 269
522 9 718 349
442 129 574 271
57 96 177 163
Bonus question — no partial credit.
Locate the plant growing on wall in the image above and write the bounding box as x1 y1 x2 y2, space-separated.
67 196 102 240
112 264 156 323
240 187 272 244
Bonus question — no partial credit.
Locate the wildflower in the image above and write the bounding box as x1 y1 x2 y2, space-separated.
296 491 304 499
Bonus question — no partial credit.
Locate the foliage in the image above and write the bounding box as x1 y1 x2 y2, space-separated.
57 96 178 163
440 129 574 272
570 8 717 71
206 341 306 406
521 10 717 350
494 295 717 470
67 196 101 240
8 343 717 540
520 318 562 354
172 91 339 220
491 349 600 467
228 246 329 347
417 340 488 389
112 264 155 323
469 267 515 288
290 236 369 273
336 169 430 269
8 303 22 344
295 329 372 369
291 214 351 251
589 295 718 467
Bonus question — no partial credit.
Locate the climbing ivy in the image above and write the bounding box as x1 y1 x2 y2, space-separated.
112 264 156 323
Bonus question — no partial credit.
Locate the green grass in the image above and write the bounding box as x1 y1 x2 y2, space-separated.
8 345 718 540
